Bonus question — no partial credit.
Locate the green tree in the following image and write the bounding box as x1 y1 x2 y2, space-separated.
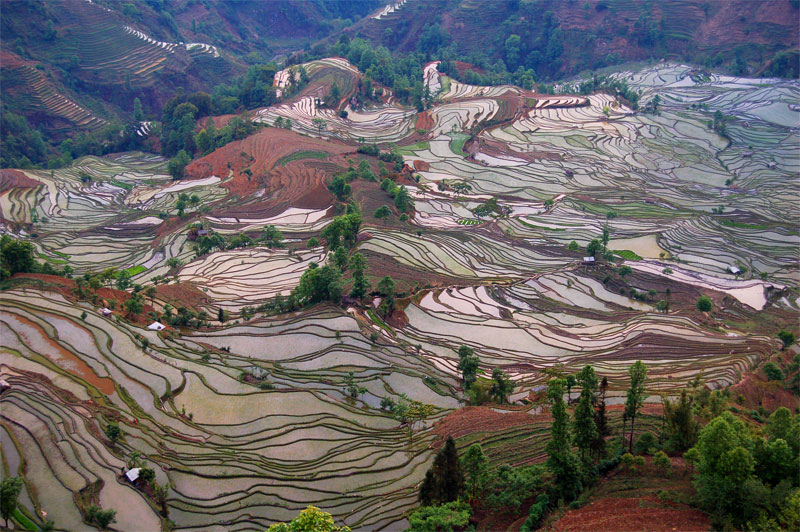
294 263 343 305
696 295 712 312
486 464 545 514
601 223 610 252
586 239 602 257
328 175 351 200
591 376 610 460
0 235 37 277
653 450 672 476
573 365 598 462
689 413 761 525
565 374 577 403
408 501 471 532
489 368 513 404
546 378 583 501
333 246 349 272
86 505 117 530
432 436 464 504
662 389 699 452
267 505 351 532
778 331 796 350
457 345 480 390
763 362 784 381
348 253 370 299
461 444 490 504
343 371 367 400
312 117 327 134
0 477 23 529
394 185 413 212
105 422 121 444
124 294 144 316
374 205 392 219
133 97 143 121
377 275 395 317
307 237 319 248
624 360 648 453
153 482 170 517
168 149 191 180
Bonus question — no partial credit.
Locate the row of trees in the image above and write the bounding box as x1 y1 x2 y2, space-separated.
0 235 73 280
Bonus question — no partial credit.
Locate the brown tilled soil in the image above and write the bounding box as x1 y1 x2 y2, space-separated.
184 127 353 203
546 457 710 532
0 169 40 193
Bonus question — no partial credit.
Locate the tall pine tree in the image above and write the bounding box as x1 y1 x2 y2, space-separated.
592 376 610 460
546 378 583 502
573 365 598 463
419 436 464 505
625 361 648 453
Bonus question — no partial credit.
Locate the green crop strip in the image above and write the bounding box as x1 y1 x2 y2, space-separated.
276 150 329 166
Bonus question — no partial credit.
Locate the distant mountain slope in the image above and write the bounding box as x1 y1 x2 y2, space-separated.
354 0 799 79
0 0 381 142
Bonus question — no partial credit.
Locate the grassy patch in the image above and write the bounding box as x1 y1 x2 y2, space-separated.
276 150 328 166
449 133 470 157
613 249 643 261
123 265 147 276
110 180 134 191
720 219 768 230
440 75 451 94
395 141 430 155
366 309 393 335
13 508 37 531
518 219 567 231
457 218 481 225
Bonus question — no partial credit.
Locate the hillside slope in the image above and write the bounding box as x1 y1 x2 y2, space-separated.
354 0 799 79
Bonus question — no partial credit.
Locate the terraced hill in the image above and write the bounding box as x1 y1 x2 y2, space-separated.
0 50 106 133
1 0 239 133
0 58 797 530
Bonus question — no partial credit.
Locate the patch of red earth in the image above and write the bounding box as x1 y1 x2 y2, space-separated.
432 406 552 447
415 111 434 131
195 113 243 131
453 60 485 77
7 312 116 395
184 127 352 203
413 160 430 172
731 356 800 411
549 495 710 532
155 282 212 311
0 169 40 193
0 49 29 68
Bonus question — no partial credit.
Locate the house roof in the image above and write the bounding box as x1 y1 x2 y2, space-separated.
583 256 596 263
147 321 166 331
125 468 141 482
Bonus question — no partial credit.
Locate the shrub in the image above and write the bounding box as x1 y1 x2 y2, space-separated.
653 450 672 476
696 295 713 312
521 494 550 532
634 432 659 455
762 362 784 381
777 331 795 349
621 453 645 473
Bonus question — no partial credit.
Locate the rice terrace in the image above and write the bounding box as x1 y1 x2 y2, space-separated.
0 0 798 531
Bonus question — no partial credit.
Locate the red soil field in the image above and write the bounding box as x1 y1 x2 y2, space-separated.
185 127 353 207
0 169 40 193
415 111 434 131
